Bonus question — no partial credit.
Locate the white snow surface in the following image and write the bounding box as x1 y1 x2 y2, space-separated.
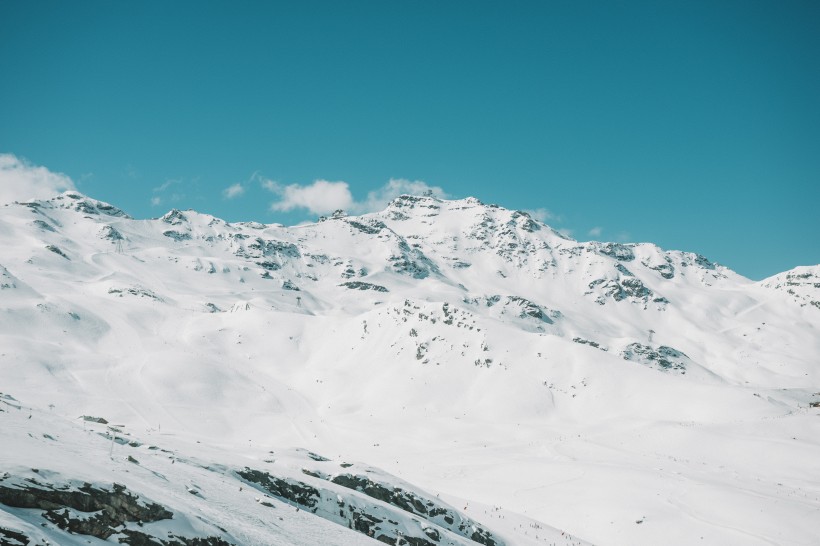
0 191 818 545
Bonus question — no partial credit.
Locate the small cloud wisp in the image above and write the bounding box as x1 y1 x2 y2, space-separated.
222 183 245 199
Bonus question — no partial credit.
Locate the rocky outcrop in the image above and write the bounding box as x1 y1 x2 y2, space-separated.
340 281 389 292
236 469 320 508
622 343 689 373
0 476 232 546
328 473 500 546
595 242 635 262
238 466 502 546
163 230 192 242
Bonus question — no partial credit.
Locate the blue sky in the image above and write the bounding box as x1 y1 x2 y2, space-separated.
1 1 818 279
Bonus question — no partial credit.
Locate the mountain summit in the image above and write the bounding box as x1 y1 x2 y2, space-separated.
1 191 818 546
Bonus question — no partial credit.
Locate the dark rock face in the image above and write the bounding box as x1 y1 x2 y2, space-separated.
108 287 163 301
507 296 555 324
0 477 232 546
590 277 657 306
101 225 125 241
388 195 442 214
236 469 320 508
247 238 300 259
0 526 29 545
161 210 188 225
346 219 386 235
615 263 634 277
239 466 502 546
510 211 540 233
596 243 635 262
644 260 675 279
45 245 69 259
694 254 716 270
33 219 56 232
390 240 438 280
340 281 389 292
256 260 281 271
331 474 426 515
162 230 192 242
0 480 171 528
620 278 652 299
282 280 300 291
468 295 559 327
81 415 109 424
572 337 607 351
328 474 500 546
120 532 232 546
622 343 689 373
60 193 131 218
91 202 129 218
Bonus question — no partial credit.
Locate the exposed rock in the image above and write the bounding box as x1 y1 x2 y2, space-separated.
236 469 320 508
0 479 171 540
622 343 689 373
256 260 281 271
507 296 555 323
32 219 56 232
346 219 386 235
81 415 109 424
0 473 229 545
161 209 188 225
65 194 130 218
340 281 389 292
282 280 300 291
328 473 500 546
163 230 192 242
45 245 69 259
615 263 634 277
108 287 163 301
100 225 125 241
643 260 675 279
596 242 635 261
389 240 438 279
572 338 607 351
510 211 540 233
247 238 300 259
0 526 29 545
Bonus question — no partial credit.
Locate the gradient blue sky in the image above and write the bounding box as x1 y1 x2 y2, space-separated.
1 1 818 279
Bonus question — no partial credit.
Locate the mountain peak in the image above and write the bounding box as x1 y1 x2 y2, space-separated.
13 190 131 218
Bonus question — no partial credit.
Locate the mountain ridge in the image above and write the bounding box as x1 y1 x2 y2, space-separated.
1 189 818 546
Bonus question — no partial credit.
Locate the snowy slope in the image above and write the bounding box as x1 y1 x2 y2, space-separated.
1 191 818 546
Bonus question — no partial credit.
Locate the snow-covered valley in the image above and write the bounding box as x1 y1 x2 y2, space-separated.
1 191 818 545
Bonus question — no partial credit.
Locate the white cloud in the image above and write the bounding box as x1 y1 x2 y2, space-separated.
222 183 245 199
260 179 277 192
588 226 602 237
524 207 558 223
267 179 354 215
150 196 162 206
263 177 448 216
0 153 76 205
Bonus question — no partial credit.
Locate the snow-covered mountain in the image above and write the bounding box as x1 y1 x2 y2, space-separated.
1 190 818 546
